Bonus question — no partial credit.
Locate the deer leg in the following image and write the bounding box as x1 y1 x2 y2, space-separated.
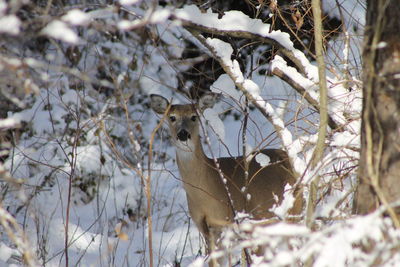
198 217 220 267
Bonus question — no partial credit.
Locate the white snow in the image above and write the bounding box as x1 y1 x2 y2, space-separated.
270 184 296 218
322 0 365 27
253 222 309 236
243 79 260 95
62 9 90 26
188 257 206 267
49 219 106 254
174 5 294 49
41 20 80 44
149 9 171 24
119 0 141 5
0 243 15 262
210 74 243 105
118 8 171 30
0 116 20 129
331 131 359 148
205 38 235 72
255 153 270 167
376 41 387 48
0 15 21 35
203 108 225 142
270 55 319 100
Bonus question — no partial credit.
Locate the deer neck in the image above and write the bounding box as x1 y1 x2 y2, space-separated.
175 136 210 184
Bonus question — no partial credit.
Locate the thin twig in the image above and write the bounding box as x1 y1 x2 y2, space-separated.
147 104 171 267
65 107 82 267
305 0 329 230
0 200 39 266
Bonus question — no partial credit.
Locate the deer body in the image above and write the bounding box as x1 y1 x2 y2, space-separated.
150 94 301 262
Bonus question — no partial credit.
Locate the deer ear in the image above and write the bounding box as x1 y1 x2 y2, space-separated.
198 93 216 112
150 94 169 114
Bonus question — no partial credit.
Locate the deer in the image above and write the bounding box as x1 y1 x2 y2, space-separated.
150 93 302 265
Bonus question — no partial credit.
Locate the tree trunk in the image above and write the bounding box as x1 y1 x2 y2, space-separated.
354 0 400 221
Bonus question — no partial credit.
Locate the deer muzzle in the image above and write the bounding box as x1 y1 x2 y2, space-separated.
177 129 191 141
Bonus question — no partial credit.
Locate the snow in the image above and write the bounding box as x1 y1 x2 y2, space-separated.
322 0 366 28
331 131 359 148
243 79 260 96
292 49 320 81
0 15 21 35
119 0 141 5
41 20 80 44
174 5 294 49
0 243 15 262
203 108 225 142
118 19 141 30
270 184 296 218
118 8 171 30
210 74 243 105
149 9 171 24
0 116 20 129
276 100 287 119
376 42 387 49
205 38 235 73
253 222 309 236
188 257 206 267
270 55 319 100
343 31 350 71
62 9 90 26
255 153 270 167
49 219 106 254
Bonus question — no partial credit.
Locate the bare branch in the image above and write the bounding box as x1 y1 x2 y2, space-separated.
305 0 330 230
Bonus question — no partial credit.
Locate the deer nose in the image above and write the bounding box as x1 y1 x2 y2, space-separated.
177 129 191 141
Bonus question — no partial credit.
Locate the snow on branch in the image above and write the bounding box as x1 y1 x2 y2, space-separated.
172 5 314 78
0 116 21 130
270 53 361 131
190 33 302 172
171 5 360 131
206 38 291 145
174 5 293 48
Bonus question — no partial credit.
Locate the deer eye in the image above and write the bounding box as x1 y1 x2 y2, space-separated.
191 115 197 121
169 116 176 122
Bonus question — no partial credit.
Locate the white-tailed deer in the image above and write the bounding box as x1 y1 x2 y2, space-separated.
150 94 302 265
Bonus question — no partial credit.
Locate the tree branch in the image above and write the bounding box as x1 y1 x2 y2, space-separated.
305 0 329 230
172 6 341 131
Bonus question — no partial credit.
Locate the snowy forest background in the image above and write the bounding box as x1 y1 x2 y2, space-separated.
1 0 399 266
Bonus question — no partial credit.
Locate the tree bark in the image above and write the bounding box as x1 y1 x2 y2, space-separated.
354 0 400 223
